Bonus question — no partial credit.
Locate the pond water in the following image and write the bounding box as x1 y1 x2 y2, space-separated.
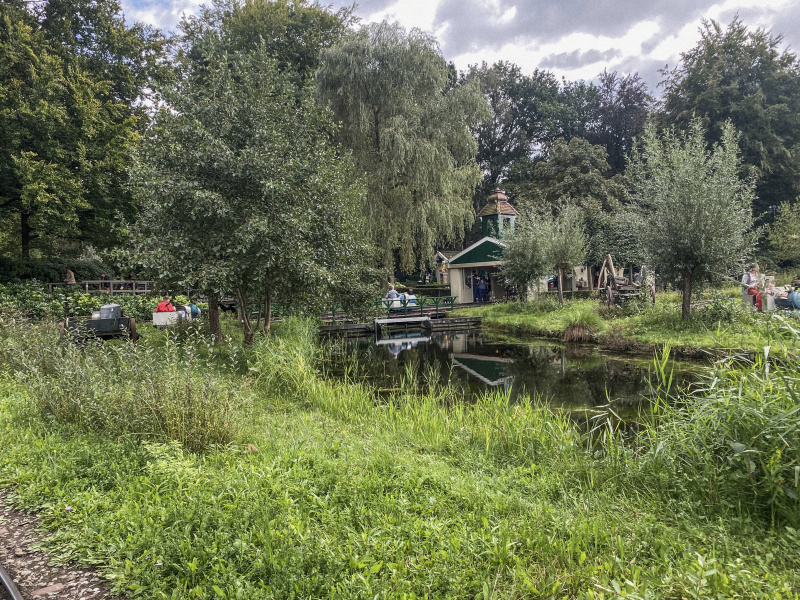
321 329 705 419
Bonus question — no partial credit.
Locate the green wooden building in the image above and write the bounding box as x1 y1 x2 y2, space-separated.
448 189 518 304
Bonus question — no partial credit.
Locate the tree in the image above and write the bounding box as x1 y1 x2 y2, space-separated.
628 120 757 319
767 200 800 265
588 70 652 175
500 202 549 301
0 0 167 258
181 0 354 86
316 21 487 273
542 202 588 306
125 38 371 343
660 18 800 215
462 61 560 192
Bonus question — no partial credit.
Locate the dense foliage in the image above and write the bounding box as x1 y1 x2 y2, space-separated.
0 0 167 258
317 21 487 273
125 23 371 343
628 120 757 319
660 18 800 216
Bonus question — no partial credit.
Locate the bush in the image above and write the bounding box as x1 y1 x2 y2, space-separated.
0 282 160 321
0 257 106 284
3 315 242 452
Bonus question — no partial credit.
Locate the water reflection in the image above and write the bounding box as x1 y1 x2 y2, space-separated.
323 329 701 413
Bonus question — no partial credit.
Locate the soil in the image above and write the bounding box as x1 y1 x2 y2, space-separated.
0 494 117 600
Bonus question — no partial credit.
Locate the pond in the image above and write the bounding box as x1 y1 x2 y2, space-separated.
320 329 705 420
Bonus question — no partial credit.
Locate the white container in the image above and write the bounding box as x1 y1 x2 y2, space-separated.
100 304 121 319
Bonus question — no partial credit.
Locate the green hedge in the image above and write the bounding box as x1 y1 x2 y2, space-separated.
0 258 106 284
0 282 191 322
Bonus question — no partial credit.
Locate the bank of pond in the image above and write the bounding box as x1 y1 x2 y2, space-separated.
0 315 797 599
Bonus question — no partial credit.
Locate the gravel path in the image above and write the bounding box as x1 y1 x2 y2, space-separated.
0 494 118 600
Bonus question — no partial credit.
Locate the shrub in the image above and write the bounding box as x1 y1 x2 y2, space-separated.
3 316 242 452
0 257 105 283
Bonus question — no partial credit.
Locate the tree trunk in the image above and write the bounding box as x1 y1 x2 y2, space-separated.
236 286 254 344
21 210 32 259
263 288 273 335
557 265 564 306
208 293 222 342
681 269 692 320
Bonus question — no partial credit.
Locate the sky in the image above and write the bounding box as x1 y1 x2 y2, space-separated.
120 0 800 93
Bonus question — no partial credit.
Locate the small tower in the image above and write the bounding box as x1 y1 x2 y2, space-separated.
476 188 519 239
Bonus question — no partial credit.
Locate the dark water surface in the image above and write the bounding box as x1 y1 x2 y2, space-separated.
320 329 704 418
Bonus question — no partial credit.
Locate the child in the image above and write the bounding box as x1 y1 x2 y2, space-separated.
764 281 777 312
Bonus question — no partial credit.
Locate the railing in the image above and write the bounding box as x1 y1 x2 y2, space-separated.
48 280 153 294
320 296 457 324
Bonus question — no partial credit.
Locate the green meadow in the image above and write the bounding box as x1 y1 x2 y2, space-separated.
0 314 798 599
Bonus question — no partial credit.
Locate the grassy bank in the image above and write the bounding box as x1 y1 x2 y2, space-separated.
0 315 798 598
454 290 800 355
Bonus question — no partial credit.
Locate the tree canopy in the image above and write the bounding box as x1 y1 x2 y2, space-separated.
628 120 757 319
0 0 167 258
126 31 371 342
660 18 800 216
317 21 487 273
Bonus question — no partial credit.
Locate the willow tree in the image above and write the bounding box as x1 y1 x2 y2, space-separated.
316 21 487 273
629 120 756 319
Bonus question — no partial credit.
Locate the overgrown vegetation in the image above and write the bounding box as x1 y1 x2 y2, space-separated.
0 314 798 598
455 290 800 355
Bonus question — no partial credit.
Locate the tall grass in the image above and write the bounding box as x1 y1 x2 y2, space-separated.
1 313 242 451
644 346 800 527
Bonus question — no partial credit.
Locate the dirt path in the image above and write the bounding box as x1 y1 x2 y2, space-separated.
0 494 117 600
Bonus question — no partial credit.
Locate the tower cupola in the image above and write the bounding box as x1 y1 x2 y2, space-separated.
476 188 519 238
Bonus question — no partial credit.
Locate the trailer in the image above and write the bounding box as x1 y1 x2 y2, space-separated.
61 304 138 341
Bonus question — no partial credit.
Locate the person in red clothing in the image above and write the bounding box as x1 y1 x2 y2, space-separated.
155 295 175 313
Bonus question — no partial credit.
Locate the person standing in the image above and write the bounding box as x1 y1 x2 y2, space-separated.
478 277 487 303
741 263 762 311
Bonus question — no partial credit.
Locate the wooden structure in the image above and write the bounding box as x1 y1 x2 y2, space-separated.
598 254 655 305
48 280 153 295
447 189 518 304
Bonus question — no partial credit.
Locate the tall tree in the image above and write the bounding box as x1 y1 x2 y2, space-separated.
552 79 600 144
628 120 757 319
0 0 167 258
126 38 371 343
660 18 800 215
316 21 487 273
588 70 651 175
462 61 560 192
181 0 354 86
500 202 549 301
767 200 800 265
543 202 588 306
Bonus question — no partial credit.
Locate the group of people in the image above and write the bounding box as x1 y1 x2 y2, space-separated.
472 276 489 303
741 263 777 312
155 295 202 320
384 285 417 305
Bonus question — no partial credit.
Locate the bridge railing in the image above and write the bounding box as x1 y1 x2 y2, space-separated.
48 280 153 295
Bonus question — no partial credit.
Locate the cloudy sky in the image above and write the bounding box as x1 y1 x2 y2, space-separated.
121 0 800 93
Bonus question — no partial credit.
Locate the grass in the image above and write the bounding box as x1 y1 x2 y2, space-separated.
454 287 800 356
0 315 798 598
